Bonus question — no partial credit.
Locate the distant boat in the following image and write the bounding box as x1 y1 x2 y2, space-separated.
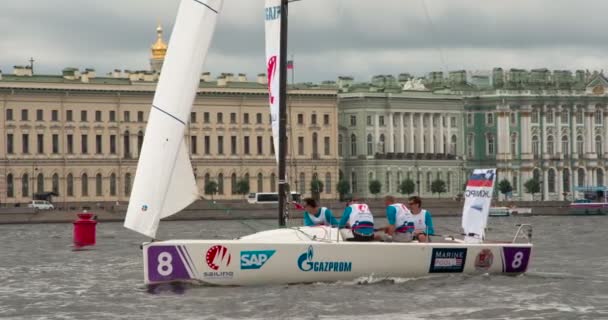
569 186 608 216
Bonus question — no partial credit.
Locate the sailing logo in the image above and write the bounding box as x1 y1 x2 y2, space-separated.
205 245 231 271
267 55 277 104
240 250 276 270
474 249 494 271
297 246 352 272
429 248 467 273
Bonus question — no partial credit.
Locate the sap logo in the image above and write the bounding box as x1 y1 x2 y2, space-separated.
240 250 276 270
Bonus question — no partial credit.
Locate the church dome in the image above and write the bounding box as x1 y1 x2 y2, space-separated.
151 24 167 59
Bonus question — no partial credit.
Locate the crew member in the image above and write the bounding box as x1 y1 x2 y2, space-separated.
302 197 338 227
376 195 414 242
338 198 375 241
407 196 435 242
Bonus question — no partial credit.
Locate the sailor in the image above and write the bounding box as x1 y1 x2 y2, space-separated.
338 198 375 241
375 196 414 242
407 196 435 242
302 197 338 227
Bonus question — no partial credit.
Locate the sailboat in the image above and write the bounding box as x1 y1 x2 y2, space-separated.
124 0 533 286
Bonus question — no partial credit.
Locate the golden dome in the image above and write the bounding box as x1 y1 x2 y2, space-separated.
151 24 167 59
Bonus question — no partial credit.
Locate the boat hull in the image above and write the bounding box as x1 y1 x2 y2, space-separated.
143 228 532 286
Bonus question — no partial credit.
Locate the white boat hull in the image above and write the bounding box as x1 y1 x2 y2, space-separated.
143 227 532 286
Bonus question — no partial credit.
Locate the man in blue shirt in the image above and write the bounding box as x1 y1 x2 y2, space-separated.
302 198 338 227
338 198 375 241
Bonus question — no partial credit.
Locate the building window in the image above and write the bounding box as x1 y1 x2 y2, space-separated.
6 174 13 198
562 136 569 156
324 114 330 125
486 113 494 125
548 169 556 193
312 133 318 156
37 134 44 154
311 114 317 125
217 113 223 124
512 174 518 192
231 173 237 194
576 135 583 154
257 136 263 155
350 134 357 156
95 135 102 154
532 136 539 156
269 173 276 192
297 114 304 125
231 136 237 155
36 109 43 121
367 115 372 126
190 112 197 123
96 174 103 196
35 174 43 194
81 173 88 196
110 135 116 154
94 110 101 122
350 115 356 127
298 136 304 155
546 109 554 123
138 111 144 122
257 173 263 192
190 136 197 154
547 136 554 155
110 173 117 196
81 134 88 154
596 109 603 125
299 172 306 195
270 137 275 155
64 173 72 197
6 134 13 154
229 112 236 124
577 168 585 186
466 134 474 158
122 111 130 122
451 116 456 128
426 172 432 193
243 113 249 124
562 169 570 192
561 109 568 124
51 110 58 121
217 136 224 154
467 113 473 126
510 113 516 125
204 136 210 155
379 134 386 153
6 109 12 121
338 135 343 157
109 110 116 122
324 137 330 156
22 174 29 197
510 133 517 155
21 109 28 121
66 110 73 122
531 109 539 123
576 109 583 124
325 173 331 194
67 134 73 154
52 176 60 198
366 134 373 155
351 171 357 193
379 116 385 126
52 134 59 154
125 173 132 196
256 113 262 124
487 135 495 155
81 110 87 122
22 134 29 154
244 136 250 155
203 112 210 123
596 136 603 155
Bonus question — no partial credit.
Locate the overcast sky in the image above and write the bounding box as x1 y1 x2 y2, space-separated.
2 0 608 82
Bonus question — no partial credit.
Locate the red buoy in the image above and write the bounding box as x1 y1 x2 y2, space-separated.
73 211 97 247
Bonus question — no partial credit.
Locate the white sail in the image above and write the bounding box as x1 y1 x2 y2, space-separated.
461 168 497 243
264 0 281 164
124 0 223 238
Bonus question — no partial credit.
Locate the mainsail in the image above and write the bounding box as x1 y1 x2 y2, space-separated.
461 168 497 243
264 0 281 164
124 0 224 238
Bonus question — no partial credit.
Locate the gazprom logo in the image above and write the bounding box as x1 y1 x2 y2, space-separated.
297 246 352 272
265 6 281 21
240 250 276 270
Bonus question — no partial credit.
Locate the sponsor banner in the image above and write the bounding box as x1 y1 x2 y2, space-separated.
429 248 467 273
241 250 276 270
474 248 494 271
147 245 192 282
264 0 281 163
462 168 496 240
204 245 234 279
502 247 531 273
297 246 352 272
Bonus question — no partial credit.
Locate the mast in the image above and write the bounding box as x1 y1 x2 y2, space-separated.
277 0 288 227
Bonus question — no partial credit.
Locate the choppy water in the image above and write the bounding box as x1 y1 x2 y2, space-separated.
1 216 607 320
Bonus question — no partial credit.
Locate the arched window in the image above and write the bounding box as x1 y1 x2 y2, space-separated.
257 173 263 192
562 136 569 156
548 169 556 193
96 174 103 196
312 132 318 156
299 172 305 195
510 133 517 155
325 173 331 194
231 173 237 194
379 134 385 153
547 136 554 155
577 168 585 187
562 169 570 192
218 173 224 195
350 134 357 156
81 173 88 196
110 173 116 196
487 135 495 155
124 173 131 196
351 171 357 193
450 135 457 154
367 134 373 156
576 135 583 154
137 131 144 156
37 173 44 194
270 173 276 192
597 169 604 186
338 135 343 157
52 174 59 194
532 136 539 156
6 174 14 198
596 136 603 155
66 174 73 197
22 174 29 197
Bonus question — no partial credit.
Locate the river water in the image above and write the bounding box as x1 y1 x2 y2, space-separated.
1 216 607 320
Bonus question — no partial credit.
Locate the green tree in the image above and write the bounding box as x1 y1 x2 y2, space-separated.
204 180 218 200
310 178 324 202
369 179 382 198
431 179 447 198
336 180 350 201
398 179 416 195
524 178 540 199
235 177 250 197
497 179 513 200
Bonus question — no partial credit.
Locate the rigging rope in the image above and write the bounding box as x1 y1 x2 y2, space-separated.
420 0 449 75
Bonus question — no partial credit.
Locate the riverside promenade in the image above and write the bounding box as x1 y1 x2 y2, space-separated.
0 198 574 224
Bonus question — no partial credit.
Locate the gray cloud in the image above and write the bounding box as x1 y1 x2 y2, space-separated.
1 0 607 82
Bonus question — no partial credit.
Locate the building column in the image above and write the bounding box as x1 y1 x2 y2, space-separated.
585 104 595 158
439 115 445 153
572 106 578 159
388 112 394 152
603 106 608 158
521 169 533 200
399 113 405 152
542 169 548 201
446 115 453 154
374 114 380 153
520 105 532 159
556 106 562 155
409 113 415 153
541 105 547 155
557 169 564 200
419 113 424 153
428 114 434 153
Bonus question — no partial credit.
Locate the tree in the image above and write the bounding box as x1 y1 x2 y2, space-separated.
431 179 447 198
497 179 513 200
310 178 324 202
336 180 350 201
369 179 382 198
235 177 250 197
524 178 540 199
398 179 416 195
204 180 218 200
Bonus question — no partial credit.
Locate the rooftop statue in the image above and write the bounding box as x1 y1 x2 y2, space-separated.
403 78 428 91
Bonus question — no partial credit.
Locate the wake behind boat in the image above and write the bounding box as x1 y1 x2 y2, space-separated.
124 0 532 286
